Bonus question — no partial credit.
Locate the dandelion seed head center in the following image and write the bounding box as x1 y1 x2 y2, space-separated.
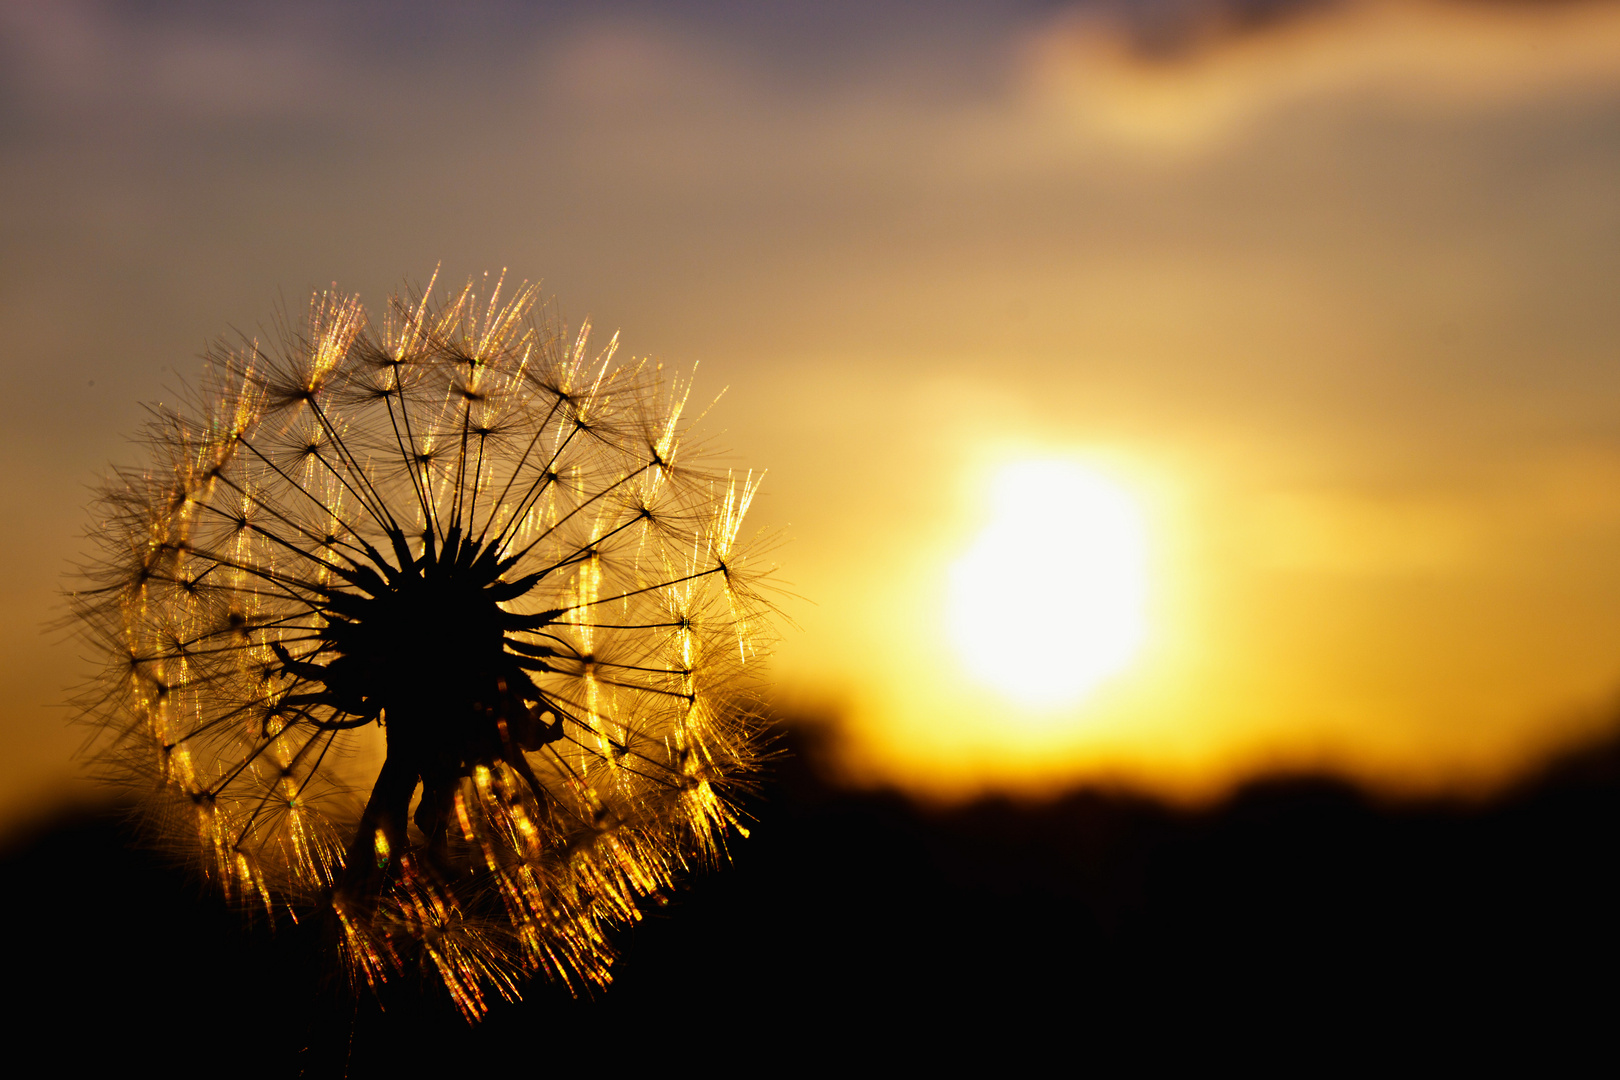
304 541 548 761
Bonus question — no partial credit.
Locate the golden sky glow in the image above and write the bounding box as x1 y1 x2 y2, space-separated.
5 0 1620 827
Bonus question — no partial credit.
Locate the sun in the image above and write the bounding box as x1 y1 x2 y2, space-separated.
947 459 1149 707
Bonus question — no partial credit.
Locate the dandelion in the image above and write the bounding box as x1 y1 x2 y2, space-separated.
72 273 772 1018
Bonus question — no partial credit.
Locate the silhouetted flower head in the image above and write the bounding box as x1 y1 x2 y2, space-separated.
73 275 771 1018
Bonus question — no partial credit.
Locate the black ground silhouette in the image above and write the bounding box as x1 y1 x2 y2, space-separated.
6 719 1617 1074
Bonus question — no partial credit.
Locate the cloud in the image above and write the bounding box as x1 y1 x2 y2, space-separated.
1022 0 1620 146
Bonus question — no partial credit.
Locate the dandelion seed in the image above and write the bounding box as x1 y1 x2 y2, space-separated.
73 274 773 1018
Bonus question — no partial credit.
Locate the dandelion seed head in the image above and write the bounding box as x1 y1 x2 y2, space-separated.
73 275 773 1017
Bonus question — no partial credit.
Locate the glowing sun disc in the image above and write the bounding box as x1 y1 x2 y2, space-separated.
948 460 1149 706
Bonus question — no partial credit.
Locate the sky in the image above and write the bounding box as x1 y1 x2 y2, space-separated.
4 0 1620 832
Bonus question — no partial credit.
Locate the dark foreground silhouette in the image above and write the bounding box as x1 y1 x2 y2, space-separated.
6 720 1617 1074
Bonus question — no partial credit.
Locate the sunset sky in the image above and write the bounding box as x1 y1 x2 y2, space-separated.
4 0 1620 832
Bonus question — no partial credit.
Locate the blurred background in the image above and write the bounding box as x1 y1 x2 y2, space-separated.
3 0 1620 1065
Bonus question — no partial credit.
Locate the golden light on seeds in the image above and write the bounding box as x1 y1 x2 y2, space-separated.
948 460 1149 707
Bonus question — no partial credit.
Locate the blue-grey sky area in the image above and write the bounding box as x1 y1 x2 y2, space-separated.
5 0 1620 827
